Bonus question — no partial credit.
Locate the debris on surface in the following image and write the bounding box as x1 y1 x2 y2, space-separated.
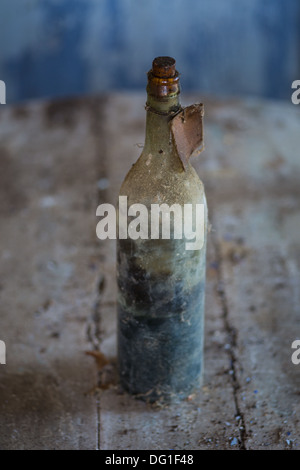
85 350 110 369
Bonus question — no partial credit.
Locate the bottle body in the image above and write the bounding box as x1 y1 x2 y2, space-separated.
117 57 207 402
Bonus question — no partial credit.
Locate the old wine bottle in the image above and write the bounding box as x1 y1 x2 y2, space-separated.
117 57 207 402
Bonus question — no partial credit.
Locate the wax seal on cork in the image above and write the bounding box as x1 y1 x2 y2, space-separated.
152 56 176 78
147 56 180 98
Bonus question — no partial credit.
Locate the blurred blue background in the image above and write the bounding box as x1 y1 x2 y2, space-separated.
0 0 299 103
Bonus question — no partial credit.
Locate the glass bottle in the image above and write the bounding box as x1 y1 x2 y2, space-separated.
117 57 207 403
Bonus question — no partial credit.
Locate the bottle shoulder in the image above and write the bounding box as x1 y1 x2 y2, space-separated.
119 150 206 206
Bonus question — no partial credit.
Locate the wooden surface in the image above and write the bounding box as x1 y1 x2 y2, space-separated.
0 93 299 450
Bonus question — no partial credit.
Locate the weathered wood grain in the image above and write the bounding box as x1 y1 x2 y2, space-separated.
0 98 105 449
198 98 300 449
0 94 299 449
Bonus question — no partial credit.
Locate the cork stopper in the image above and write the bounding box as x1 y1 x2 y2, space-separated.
152 57 176 78
147 56 180 100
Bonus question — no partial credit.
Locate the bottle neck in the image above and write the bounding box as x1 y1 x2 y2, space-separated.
144 57 181 157
144 94 181 155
